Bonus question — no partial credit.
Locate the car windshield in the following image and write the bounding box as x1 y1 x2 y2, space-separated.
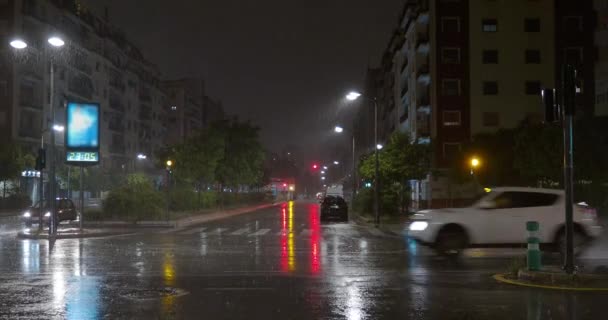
2 1 608 319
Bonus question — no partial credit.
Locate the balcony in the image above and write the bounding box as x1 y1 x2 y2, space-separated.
109 98 125 113
110 143 126 155
68 73 94 99
108 119 125 133
139 105 152 121
401 84 409 98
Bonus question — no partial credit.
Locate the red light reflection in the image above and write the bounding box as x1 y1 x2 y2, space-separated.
309 203 321 274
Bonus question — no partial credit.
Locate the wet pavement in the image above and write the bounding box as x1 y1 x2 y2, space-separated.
1 201 608 319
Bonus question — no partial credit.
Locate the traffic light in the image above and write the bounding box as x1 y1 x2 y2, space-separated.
35 148 46 170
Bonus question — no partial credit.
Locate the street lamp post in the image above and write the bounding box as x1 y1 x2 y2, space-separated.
346 92 380 226
11 36 65 236
166 160 173 221
334 125 358 200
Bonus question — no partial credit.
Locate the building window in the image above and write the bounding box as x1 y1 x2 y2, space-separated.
443 111 461 126
441 17 461 32
483 81 498 95
524 18 541 32
525 81 541 95
482 19 498 32
525 50 541 64
441 48 460 64
483 112 500 126
443 143 462 160
563 16 583 32
482 50 498 64
564 47 583 65
441 79 461 96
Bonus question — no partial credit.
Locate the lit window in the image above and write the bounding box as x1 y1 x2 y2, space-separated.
482 19 498 32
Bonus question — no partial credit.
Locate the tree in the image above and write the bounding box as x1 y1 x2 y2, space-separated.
0 143 35 196
358 132 431 214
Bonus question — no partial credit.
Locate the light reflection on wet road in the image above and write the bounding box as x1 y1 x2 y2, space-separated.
1 201 607 319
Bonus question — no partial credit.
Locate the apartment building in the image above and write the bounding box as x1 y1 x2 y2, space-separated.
359 0 597 208
0 0 169 174
595 0 608 116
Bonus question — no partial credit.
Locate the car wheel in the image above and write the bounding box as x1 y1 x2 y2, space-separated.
435 228 468 256
557 228 587 261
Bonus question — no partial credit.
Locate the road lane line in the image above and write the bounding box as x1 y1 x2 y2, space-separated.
249 228 270 236
179 227 207 235
228 228 250 235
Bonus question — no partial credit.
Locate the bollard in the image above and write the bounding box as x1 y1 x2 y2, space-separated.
526 221 541 271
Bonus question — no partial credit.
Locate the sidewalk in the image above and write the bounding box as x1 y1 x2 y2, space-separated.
351 211 410 236
70 202 279 230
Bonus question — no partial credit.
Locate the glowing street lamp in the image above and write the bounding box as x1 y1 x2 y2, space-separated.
52 124 64 132
470 157 480 175
334 125 344 133
137 154 147 160
346 91 362 101
10 39 27 49
376 144 383 150
166 160 173 168
333 161 339 165
47 36 65 47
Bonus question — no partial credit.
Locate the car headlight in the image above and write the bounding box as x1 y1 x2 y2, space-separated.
409 221 429 231
23 211 31 218
44 212 51 217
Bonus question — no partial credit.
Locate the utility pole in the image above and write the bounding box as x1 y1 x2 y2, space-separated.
562 64 577 274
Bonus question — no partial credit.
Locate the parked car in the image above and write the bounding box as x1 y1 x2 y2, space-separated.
320 195 348 222
407 187 602 255
22 198 80 228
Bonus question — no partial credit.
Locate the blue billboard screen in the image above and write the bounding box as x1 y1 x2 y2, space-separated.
66 102 99 149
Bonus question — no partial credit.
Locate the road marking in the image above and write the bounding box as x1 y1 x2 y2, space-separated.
367 228 386 237
212 228 228 234
179 227 207 235
249 228 270 236
228 228 250 235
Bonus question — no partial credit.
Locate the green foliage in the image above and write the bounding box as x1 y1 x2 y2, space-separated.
358 132 430 214
353 188 374 215
169 187 198 211
163 118 265 194
0 143 35 182
0 193 32 210
102 173 166 222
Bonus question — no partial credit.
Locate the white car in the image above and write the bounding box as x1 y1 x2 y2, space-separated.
408 187 602 255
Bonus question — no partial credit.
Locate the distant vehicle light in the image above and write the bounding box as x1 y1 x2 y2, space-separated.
44 212 51 217
23 211 31 218
409 221 429 231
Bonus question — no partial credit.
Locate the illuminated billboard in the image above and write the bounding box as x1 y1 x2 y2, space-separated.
65 102 100 165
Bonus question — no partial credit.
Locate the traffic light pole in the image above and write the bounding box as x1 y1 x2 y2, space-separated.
562 65 576 274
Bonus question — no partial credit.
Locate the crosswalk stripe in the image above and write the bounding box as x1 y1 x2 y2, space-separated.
249 228 270 236
229 228 250 235
179 227 207 235
367 228 386 237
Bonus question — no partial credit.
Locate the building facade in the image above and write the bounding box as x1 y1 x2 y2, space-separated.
361 0 599 208
0 0 169 175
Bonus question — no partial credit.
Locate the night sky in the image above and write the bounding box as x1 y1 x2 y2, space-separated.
86 0 403 160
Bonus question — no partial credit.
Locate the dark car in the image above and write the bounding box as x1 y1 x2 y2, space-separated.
22 198 79 228
320 196 348 222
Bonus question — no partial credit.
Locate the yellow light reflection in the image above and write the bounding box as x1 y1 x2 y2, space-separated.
288 201 295 271
162 251 176 315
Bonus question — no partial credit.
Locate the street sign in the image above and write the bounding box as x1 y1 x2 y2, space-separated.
65 102 100 165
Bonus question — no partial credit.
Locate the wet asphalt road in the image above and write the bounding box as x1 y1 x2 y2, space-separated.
1 201 608 320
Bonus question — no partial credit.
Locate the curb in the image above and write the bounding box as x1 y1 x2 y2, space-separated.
17 230 135 240
493 273 608 291
74 203 277 229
